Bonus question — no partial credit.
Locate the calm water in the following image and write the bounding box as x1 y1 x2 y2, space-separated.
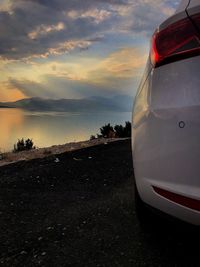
0 108 131 152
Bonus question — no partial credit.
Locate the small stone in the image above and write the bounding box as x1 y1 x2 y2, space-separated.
20 251 27 255
106 208 110 213
41 252 46 256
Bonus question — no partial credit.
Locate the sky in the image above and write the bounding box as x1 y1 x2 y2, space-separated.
0 0 181 102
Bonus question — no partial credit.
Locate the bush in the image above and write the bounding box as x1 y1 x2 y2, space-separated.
100 123 115 138
114 124 125 138
13 138 35 153
0 151 5 160
90 121 131 140
90 135 96 141
94 121 131 139
124 121 131 137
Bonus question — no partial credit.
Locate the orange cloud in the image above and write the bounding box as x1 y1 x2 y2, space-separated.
87 47 148 87
0 85 27 102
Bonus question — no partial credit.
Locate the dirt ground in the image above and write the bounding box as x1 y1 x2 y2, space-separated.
0 139 199 267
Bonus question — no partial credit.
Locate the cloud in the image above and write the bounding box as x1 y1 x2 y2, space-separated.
98 47 147 77
4 46 147 100
0 0 180 60
86 47 147 95
0 1 107 59
111 0 180 36
0 0 181 102
68 8 112 24
28 22 65 40
7 78 51 99
0 82 26 102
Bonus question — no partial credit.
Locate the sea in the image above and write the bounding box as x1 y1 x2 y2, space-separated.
0 108 131 152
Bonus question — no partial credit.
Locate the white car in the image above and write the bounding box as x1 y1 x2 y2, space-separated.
132 0 200 225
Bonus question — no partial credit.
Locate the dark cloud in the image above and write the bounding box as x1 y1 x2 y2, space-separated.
16 0 129 11
0 0 119 59
116 0 180 37
0 0 179 60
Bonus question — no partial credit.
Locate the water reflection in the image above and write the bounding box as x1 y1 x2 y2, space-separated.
0 109 131 152
0 108 24 152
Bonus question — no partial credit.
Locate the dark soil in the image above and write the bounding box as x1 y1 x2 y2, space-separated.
0 139 199 267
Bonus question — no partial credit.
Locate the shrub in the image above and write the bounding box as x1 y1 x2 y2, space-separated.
100 123 115 138
114 124 125 138
124 121 131 137
90 135 96 141
91 121 132 140
13 138 35 153
96 121 131 139
0 150 4 160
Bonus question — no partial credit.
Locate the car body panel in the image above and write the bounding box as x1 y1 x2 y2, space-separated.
175 0 189 13
188 0 200 9
160 10 189 30
133 56 200 225
132 0 200 225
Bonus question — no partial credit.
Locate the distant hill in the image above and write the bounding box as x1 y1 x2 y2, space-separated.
0 95 133 112
0 105 14 108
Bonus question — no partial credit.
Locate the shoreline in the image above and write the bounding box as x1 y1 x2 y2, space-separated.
0 138 130 167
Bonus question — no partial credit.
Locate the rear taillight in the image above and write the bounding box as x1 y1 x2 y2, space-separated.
153 186 200 212
190 13 200 31
151 15 200 68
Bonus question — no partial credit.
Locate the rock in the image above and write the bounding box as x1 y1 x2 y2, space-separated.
20 251 27 255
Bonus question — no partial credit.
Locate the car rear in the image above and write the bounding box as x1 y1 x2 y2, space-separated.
132 0 200 225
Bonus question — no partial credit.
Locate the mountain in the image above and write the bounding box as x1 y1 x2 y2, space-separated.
0 95 133 112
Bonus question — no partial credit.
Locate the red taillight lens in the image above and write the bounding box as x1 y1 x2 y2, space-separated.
151 15 200 68
191 13 200 31
153 186 200 212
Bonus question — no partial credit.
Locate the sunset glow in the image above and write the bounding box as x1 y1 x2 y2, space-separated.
0 0 180 102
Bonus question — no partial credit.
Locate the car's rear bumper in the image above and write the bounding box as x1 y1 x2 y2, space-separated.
135 175 200 225
132 56 200 225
